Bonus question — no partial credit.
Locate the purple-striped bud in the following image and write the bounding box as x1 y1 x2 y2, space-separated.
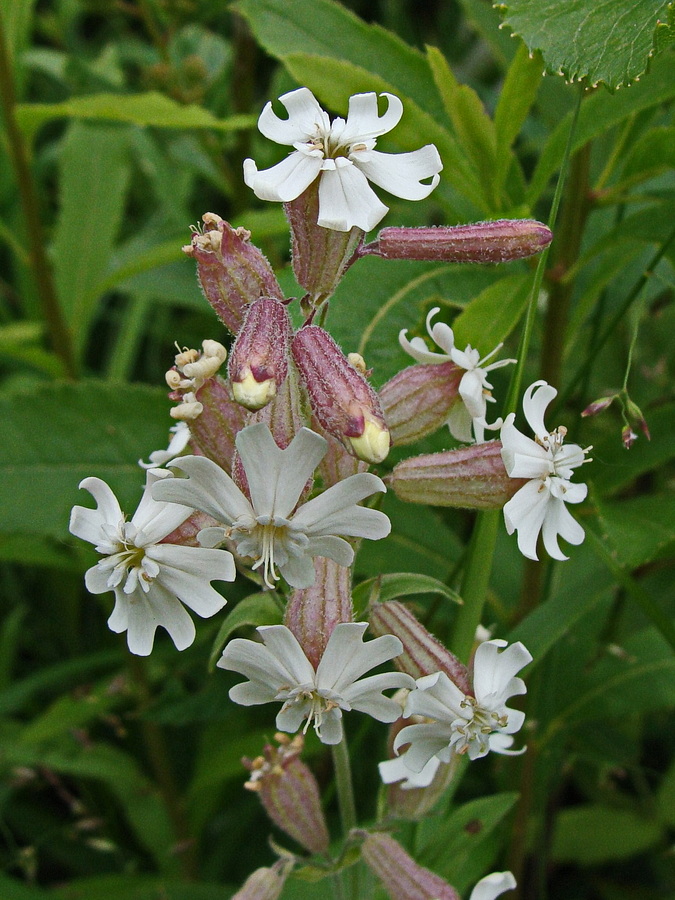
317 429 368 488
188 377 249 474
285 557 353 669
581 395 615 417
626 398 651 441
228 297 291 410
369 601 470 691
366 219 552 264
389 441 525 509
358 831 460 900
285 180 363 306
183 213 284 334
243 735 329 855
379 362 463 445
292 326 390 464
231 859 294 900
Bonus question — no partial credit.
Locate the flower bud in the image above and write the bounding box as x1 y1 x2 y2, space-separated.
389 441 525 508
285 180 364 306
625 397 651 440
379 362 463 445
369 601 470 690
622 424 638 450
188 376 249 474
243 735 329 855
358 831 460 900
231 859 294 900
292 326 390 464
228 297 291 411
366 219 552 263
581 395 615 417
184 213 284 334
285 557 353 669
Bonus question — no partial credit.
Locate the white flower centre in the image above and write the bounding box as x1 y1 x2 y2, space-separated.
280 686 341 738
451 696 508 756
231 516 310 589
96 522 156 593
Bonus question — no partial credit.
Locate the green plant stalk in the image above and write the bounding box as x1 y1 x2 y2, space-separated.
106 296 151 381
331 736 358 899
0 11 77 379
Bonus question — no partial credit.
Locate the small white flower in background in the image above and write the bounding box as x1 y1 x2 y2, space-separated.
379 750 441 790
152 423 390 590
218 622 415 745
469 871 517 900
390 639 531 774
399 307 515 443
501 380 591 561
69 471 235 656
139 421 191 469
244 87 443 232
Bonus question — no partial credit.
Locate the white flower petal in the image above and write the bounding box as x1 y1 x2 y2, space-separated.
472 640 532 705
503 480 550 561
353 145 442 200
315 707 344 745
405 671 466 722
257 87 329 144
229 679 280 706
278 553 318 589
393 722 453 772
243 151 323 202
522 380 557 440
541 496 585 560
69 477 123 543
398 329 449 364
317 623 398 691
342 671 414 721
379 754 440 788
317 159 389 232
291 472 387 536
459 369 488 421
156 455 253 525
500 414 550 478
447 400 475 443
148 544 233 617
218 627 315 689
469 872 516 900
132 470 192 544
340 92 403 144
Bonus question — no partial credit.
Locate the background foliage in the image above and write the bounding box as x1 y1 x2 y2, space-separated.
0 0 674 898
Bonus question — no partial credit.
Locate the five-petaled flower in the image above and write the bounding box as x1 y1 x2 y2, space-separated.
152 423 390 590
388 639 531 777
244 87 443 232
69 470 235 656
218 622 414 744
399 306 515 443
500 380 590 561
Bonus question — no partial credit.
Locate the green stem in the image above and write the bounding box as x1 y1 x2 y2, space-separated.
331 736 357 835
0 10 77 379
451 510 500 662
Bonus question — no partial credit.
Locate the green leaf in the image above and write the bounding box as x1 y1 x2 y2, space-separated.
208 592 283 669
0 381 172 540
654 2 675 52
527 50 675 202
52 877 235 900
18 678 129 744
15 91 254 142
53 122 131 352
450 272 531 352
495 0 672 89
352 573 462 618
552 805 662 863
418 793 519 893
493 44 543 193
595 494 675 570
0 875 49 900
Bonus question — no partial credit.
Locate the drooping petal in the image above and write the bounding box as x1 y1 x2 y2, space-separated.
84 563 114 595
339 92 403 144
257 87 329 145
314 707 344 745
317 158 389 232
276 698 313 735
458 369 488 421
393 722 453 772
148 544 233 617
540 496 586 560
303 534 354 568
398 331 449 364
521 381 556 440
353 145 442 200
243 152 324 203
502 480 550 561
447 400 474 443
469 872 516 900
278 553 319 589
111 582 196 656
69 477 123 543
155 455 253 525
379 753 440 788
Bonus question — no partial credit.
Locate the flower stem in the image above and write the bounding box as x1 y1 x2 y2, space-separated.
0 11 77 379
331 735 357 834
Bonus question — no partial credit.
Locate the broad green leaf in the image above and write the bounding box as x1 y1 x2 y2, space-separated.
595 494 675 570
654 3 675 52
493 44 543 193
552 805 662 863
18 677 129 744
53 122 131 352
495 0 672 89
450 272 531 352
0 876 49 900
15 92 254 142
527 50 675 202
352 573 462 618
208 592 283 670
458 0 518 67
418 793 519 893
0 381 172 539
621 125 675 181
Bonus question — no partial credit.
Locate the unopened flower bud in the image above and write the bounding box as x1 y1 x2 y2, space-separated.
626 398 651 441
379 362 463 445
622 424 638 450
184 213 284 334
389 441 525 508
242 735 329 855
231 859 294 900
228 297 291 411
369 600 470 691
358 831 460 900
292 326 390 464
581 395 615 417
285 180 364 306
366 219 552 264
188 377 249 474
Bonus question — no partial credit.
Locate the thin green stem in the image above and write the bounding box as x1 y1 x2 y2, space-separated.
331 736 357 835
0 10 77 379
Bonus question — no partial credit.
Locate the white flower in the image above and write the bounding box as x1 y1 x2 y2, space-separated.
243 87 442 232
139 421 191 469
218 622 414 744
69 471 235 656
391 639 531 771
399 307 515 443
378 752 441 789
501 380 590 561
469 872 516 900
152 423 390 590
